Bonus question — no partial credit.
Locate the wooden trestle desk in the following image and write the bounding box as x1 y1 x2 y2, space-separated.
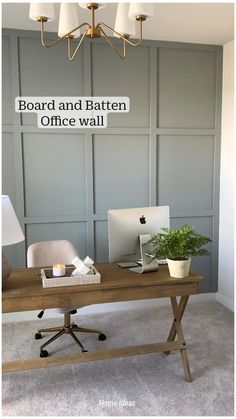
2 263 202 381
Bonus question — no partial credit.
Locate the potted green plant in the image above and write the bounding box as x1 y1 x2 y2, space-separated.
148 224 211 278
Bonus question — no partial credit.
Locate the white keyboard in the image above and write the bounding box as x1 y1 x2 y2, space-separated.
157 259 167 265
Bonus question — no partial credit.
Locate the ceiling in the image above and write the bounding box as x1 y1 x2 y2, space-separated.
2 3 234 45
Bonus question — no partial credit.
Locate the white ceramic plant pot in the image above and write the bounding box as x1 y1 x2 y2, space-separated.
166 257 191 278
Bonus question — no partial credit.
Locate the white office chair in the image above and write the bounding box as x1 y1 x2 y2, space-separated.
27 240 106 358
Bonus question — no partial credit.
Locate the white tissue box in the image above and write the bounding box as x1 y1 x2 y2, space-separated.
41 265 101 288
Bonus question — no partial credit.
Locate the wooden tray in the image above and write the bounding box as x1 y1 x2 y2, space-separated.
41 265 101 288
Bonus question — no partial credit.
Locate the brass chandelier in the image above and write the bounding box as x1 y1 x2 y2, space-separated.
29 3 154 60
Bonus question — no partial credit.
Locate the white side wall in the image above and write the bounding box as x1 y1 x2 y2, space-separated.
217 40 234 311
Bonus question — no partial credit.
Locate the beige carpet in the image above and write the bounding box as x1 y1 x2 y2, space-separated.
2 301 234 416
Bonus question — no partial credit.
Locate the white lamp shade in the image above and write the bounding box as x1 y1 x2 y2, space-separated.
29 3 55 22
129 3 154 20
2 195 25 246
79 3 105 9
58 3 80 38
114 3 135 38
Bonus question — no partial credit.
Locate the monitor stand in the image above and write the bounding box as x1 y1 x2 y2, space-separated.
129 233 159 274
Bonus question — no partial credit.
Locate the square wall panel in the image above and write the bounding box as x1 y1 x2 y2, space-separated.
18 38 84 126
91 43 150 128
3 242 25 268
94 221 109 262
94 134 149 213
157 135 214 211
26 222 87 260
171 216 212 240
2 36 13 125
2 133 17 208
23 133 86 217
157 48 216 128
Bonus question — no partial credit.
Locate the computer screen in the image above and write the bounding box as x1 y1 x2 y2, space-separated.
108 206 170 263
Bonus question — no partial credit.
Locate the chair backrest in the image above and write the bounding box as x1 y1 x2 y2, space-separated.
27 240 79 268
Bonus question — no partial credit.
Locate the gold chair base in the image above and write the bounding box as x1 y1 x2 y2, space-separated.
37 312 104 355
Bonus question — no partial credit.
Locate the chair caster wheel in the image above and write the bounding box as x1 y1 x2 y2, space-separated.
98 333 106 341
35 332 42 340
82 349 88 353
40 350 48 358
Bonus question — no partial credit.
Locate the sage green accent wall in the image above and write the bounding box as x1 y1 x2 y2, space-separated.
2 29 222 293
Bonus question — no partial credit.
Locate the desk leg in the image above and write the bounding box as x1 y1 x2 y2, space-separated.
165 295 189 351
170 296 192 382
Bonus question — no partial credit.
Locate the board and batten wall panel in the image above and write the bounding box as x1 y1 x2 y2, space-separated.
2 132 19 266
22 133 87 217
94 221 109 262
2 36 13 126
157 135 214 211
2 29 222 292
26 222 87 260
93 134 149 214
157 47 216 128
2 133 16 207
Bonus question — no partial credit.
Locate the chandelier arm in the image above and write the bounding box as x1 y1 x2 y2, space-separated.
97 20 143 47
40 20 90 48
67 27 90 61
99 26 127 60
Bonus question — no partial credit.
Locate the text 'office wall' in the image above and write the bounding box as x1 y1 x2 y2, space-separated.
2 29 222 293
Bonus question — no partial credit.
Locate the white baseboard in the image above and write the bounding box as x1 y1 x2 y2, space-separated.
216 292 234 312
2 292 217 323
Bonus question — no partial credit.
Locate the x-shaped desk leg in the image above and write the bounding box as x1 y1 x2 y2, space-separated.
165 296 192 382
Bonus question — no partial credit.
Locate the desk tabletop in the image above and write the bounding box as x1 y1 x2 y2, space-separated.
3 263 203 300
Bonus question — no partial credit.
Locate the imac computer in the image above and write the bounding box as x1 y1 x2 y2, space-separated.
108 206 170 273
